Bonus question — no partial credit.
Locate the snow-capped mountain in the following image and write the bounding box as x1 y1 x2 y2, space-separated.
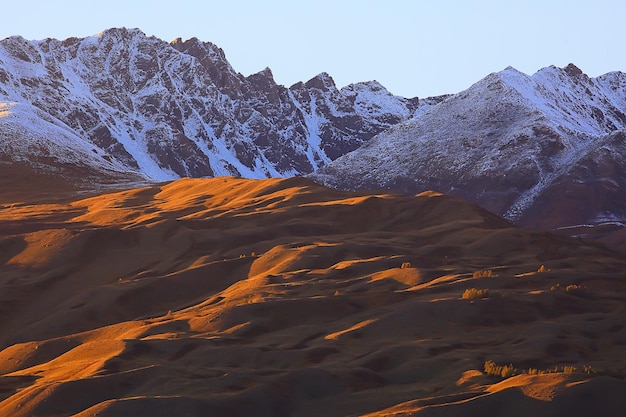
0 27 432 182
310 64 626 245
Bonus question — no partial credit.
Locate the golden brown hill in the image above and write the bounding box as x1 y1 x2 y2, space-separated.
0 177 625 416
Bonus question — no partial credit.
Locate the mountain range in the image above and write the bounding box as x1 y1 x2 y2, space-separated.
0 27 435 184
0 28 624 249
310 64 626 248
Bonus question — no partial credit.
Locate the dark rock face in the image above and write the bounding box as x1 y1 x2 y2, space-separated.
0 28 422 180
517 130 626 246
564 63 584 77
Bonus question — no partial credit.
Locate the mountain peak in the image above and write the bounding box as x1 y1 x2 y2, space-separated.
502 65 522 73
255 66 274 78
563 63 584 77
496 66 529 85
347 79 387 92
96 27 146 40
170 37 185 46
170 36 204 49
304 72 336 91
245 67 276 87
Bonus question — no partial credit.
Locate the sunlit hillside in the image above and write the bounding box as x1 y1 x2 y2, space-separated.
1 177 624 416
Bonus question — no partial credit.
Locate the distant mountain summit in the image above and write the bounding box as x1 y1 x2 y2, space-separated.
0 27 429 182
310 64 626 247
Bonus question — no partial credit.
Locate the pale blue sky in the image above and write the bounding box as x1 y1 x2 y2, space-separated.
0 0 623 98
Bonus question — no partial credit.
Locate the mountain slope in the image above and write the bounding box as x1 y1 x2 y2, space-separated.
0 28 428 181
0 101 146 198
1 177 625 416
310 64 626 247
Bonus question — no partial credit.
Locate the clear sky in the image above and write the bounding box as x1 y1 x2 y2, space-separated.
0 0 623 98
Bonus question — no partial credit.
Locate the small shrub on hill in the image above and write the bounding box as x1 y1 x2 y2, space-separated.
550 283 592 298
484 361 598 379
484 360 515 378
565 284 591 298
462 288 490 299
472 269 494 278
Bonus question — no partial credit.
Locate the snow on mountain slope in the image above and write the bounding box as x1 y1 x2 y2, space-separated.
0 101 144 181
310 64 626 244
0 28 423 182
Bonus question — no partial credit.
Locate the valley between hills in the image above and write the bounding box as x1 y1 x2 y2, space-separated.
0 176 625 416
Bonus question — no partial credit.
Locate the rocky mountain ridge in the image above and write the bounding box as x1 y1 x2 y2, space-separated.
0 27 435 182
